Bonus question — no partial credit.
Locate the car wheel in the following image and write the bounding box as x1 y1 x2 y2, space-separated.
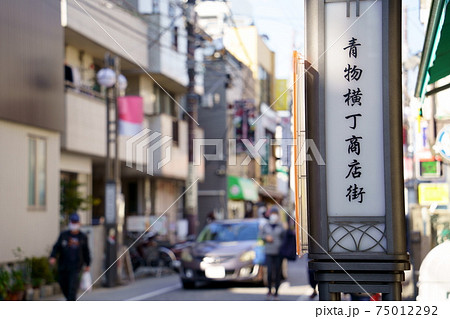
181 279 196 289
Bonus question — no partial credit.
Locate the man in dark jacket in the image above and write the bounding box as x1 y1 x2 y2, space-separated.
49 213 91 301
260 206 285 300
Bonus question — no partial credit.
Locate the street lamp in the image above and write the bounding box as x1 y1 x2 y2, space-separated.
96 54 127 287
118 74 128 92
96 68 116 88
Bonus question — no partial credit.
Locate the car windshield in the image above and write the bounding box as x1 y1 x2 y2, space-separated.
196 222 259 242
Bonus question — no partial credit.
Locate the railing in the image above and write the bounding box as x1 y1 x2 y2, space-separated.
64 81 104 100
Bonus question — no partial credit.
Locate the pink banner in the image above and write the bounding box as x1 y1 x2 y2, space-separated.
118 96 143 136
118 96 143 124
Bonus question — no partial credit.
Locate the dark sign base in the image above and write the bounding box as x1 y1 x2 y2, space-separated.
309 260 410 301
308 253 410 261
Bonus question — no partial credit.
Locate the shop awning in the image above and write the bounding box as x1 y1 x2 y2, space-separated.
227 176 258 202
415 0 450 98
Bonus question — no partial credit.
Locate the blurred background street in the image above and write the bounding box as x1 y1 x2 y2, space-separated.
1 0 449 302
52 258 314 301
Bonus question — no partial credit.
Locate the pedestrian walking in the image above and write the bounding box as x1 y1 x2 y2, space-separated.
261 206 285 300
49 213 91 301
258 205 270 220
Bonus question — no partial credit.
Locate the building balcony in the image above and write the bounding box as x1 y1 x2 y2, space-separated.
146 11 189 92
147 44 189 92
63 88 203 181
63 0 148 69
63 88 106 157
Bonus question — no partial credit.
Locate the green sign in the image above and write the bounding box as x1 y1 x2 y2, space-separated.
420 160 441 178
228 176 259 202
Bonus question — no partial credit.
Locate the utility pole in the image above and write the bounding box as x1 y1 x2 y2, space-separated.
101 53 125 287
103 53 120 287
185 0 198 235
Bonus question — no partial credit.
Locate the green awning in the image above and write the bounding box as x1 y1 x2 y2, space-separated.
429 3 450 84
227 175 258 202
415 0 450 98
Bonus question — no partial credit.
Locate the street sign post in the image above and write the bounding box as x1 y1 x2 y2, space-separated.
299 0 410 300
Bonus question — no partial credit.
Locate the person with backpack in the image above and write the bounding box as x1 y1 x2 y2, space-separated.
261 206 286 300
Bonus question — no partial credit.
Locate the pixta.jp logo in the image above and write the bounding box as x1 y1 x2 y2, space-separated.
126 129 172 176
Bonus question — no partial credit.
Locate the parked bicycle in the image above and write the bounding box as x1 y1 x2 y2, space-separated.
126 231 177 277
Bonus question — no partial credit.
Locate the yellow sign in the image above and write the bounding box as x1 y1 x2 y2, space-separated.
274 79 289 111
418 183 449 205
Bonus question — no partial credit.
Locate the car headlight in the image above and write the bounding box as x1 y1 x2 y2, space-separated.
240 250 256 262
181 249 193 262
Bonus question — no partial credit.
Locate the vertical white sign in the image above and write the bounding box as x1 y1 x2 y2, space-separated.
325 1 386 252
325 1 385 217
105 182 116 224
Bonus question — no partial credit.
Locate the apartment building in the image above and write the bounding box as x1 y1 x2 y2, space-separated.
0 0 63 263
63 0 203 242
0 0 204 264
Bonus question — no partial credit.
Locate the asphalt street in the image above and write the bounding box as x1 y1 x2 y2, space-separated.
47 255 317 301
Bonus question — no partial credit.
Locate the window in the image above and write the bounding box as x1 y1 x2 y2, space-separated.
196 222 259 242
28 136 47 209
153 84 178 118
171 26 178 51
168 3 178 51
172 120 179 145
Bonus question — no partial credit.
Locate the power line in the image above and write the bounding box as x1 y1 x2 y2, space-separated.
148 12 185 49
75 0 197 43
70 0 256 101
68 0 202 67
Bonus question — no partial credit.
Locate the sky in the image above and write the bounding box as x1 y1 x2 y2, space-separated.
231 0 305 79
403 0 426 97
230 0 427 87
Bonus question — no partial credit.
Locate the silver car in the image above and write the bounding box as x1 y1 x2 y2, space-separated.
179 219 266 289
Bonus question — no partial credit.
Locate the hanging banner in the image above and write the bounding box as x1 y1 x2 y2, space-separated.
118 96 143 136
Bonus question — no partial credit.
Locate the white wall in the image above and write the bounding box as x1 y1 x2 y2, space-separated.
139 76 156 115
196 1 230 39
60 152 92 175
145 114 189 180
147 0 188 87
64 90 107 157
0 120 60 263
